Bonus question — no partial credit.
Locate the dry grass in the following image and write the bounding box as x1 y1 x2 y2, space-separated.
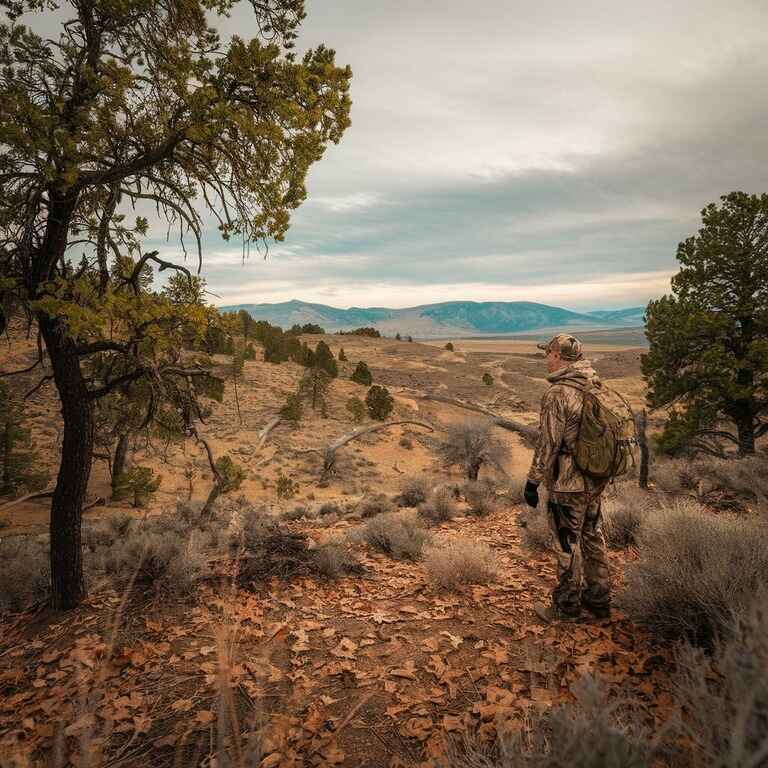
674 599 768 767
601 484 655 550
0 535 50 612
463 479 498 517
357 492 394 519
360 509 431 560
398 475 431 507
424 536 499 589
419 485 459 524
621 498 768 647
520 506 554 552
442 676 665 768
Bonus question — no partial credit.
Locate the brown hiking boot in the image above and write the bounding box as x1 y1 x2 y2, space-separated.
534 602 581 624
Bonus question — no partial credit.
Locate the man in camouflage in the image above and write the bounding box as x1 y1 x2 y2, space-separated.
523 334 612 622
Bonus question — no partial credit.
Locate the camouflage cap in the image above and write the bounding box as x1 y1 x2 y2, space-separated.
537 334 583 361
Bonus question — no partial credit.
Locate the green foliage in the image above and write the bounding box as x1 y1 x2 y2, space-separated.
351 360 373 386
314 340 338 378
276 474 299 500
643 192 768 457
338 347 347 362
287 323 325 335
0 381 48 497
280 392 303 424
215 455 245 495
365 384 394 421
299 367 331 411
338 327 380 338
482 371 494 386
112 466 161 507
346 396 366 424
395 332 402 341
242 342 257 361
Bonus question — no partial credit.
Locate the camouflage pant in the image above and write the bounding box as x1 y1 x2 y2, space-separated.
547 491 611 615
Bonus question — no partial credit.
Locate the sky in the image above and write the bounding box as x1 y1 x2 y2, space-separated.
108 2 768 309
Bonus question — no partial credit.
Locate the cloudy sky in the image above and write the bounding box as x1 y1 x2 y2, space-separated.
154 0 768 311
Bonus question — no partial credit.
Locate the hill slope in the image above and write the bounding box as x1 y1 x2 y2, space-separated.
219 299 643 337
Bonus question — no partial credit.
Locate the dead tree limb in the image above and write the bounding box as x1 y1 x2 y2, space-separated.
303 420 435 479
192 429 223 519
416 394 539 445
0 487 55 512
256 416 281 450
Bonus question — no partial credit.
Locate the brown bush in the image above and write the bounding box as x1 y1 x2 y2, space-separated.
463 479 498 517
361 510 431 560
419 485 458 524
357 493 394 519
0 536 50 612
424 536 499 589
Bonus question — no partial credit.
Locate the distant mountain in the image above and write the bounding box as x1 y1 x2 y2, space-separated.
219 299 646 338
586 307 646 326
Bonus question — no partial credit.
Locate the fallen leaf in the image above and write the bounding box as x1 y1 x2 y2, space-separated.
196 710 215 726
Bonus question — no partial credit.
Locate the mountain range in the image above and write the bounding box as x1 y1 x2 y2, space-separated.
218 299 646 338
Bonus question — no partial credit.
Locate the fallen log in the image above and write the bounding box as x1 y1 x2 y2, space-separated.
0 487 55 513
416 394 539 445
301 419 435 478
256 415 281 450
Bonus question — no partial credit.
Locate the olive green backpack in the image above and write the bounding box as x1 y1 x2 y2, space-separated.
561 381 638 481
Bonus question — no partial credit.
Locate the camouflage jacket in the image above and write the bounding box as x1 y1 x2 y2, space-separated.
527 359 605 494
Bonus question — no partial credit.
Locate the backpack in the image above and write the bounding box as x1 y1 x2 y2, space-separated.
561 381 638 481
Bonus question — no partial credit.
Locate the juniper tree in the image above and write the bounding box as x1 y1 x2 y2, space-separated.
0 0 351 607
365 385 394 421
314 340 338 378
644 192 768 456
0 381 48 497
351 361 372 386
300 367 331 411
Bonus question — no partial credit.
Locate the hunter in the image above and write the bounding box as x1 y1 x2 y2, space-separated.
524 334 614 623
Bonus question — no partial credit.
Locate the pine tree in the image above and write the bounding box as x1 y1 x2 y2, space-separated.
314 340 338 378
300 368 331 411
365 385 394 421
644 192 768 456
351 361 373 386
0 382 48 497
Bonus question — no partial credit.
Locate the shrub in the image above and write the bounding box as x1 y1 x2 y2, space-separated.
521 507 554 552
674 600 768 767
621 499 768 647
601 484 653 549
346 396 366 424
351 360 373 386
0 536 50 611
112 466 161 506
280 505 311 522
242 342 257 361
357 493 393 519
318 501 342 517
97 519 208 597
276 474 299 500
463 479 498 517
443 676 664 768
0 381 48 497
440 420 504 480
444 342 454 351
280 392 303 424
361 510 430 560
313 538 362 579
365 384 394 420
399 475 431 507
338 347 347 362
399 434 413 449
424 537 498 589
419 486 458 523
482 372 493 386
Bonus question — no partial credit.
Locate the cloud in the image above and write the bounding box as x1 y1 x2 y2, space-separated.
44 0 765 310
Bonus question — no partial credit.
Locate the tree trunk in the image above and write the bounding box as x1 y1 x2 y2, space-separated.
467 462 480 481
735 411 755 456
40 316 92 609
112 432 130 486
636 409 649 489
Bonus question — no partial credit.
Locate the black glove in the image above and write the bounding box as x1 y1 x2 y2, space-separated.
524 480 540 508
